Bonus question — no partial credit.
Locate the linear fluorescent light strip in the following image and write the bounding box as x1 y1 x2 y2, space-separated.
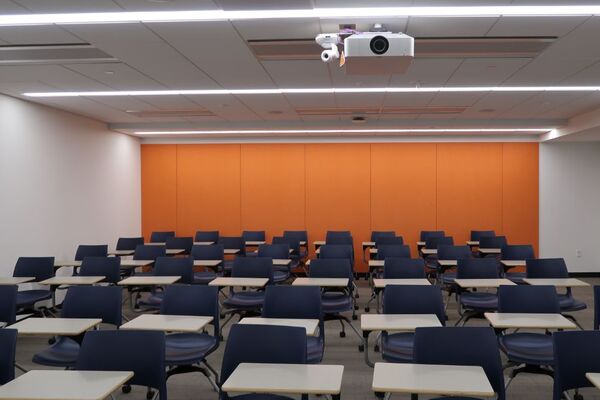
2 6 600 26
23 86 600 97
135 128 552 136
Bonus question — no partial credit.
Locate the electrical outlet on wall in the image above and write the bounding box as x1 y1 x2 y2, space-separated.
576 249 582 258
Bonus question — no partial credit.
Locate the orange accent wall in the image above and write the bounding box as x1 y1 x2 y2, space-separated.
141 142 539 272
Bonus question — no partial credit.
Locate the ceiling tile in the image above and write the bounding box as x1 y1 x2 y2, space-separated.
114 0 218 11
216 0 312 10
64 63 164 90
233 19 321 40
0 26 86 44
262 60 331 88
406 17 498 37
186 94 261 121
488 16 588 37
390 58 462 86
0 65 110 91
446 58 530 86
12 0 122 12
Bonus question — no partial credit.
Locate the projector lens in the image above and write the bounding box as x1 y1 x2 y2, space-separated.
370 36 389 55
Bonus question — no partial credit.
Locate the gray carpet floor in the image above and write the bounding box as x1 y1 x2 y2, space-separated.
14 278 600 399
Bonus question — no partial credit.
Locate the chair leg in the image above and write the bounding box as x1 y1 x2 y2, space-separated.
564 314 585 330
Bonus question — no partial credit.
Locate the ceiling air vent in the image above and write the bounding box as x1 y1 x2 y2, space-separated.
0 44 118 65
249 37 556 61
125 109 216 118
296 106 467 116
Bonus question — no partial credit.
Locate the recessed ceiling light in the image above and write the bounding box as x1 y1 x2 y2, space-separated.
22 86 600 97
0 6 600 26
133 128 552 136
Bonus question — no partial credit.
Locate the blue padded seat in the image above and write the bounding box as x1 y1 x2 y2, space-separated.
499 333 554 364
229 395 295 400
16 290 51 307
306 336 324 364
32 337 80 367
194 271 218 284
321 292 352 313
460 292 498 311
223 291 265 310
165 333 218 364
382 332 414 362
558 294 586 311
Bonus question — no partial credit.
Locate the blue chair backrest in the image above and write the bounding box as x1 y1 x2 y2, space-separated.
553 330 600 400
437 245 472 260
258 244 289 259
479 235 507 248
79 256 121 284
414 327 505 400
242 230 266 242
498 285 559 313
502 244 535 260
75 245 108 261
420 230 445 241
150 231 175 242
595 286 600 330
165 237 193 253
134 245 166 261
319 244 353 261
470 230 496 241
0 329 17 385
0 286 17 325
220 324 307 398
456 258 500 279
13 257 54 281
526 258 568 278
191 244 224 260
231 256 273 282
218 236 246 256
383 258 426 279
375 236 404 247
61 286 122 327
377 245 411 260
325 231 353 245
195 230 219 242
371 231 396 242
263 286 322 321
153 257 194 284
309 258 352 280
76 330 166 399
425 236 453 249
283 230 308 243
161 285 220 337
383 285 446 325
116 237 144 251
272 236 300 255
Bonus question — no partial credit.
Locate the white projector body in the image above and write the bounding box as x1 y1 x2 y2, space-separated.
343 32 414 75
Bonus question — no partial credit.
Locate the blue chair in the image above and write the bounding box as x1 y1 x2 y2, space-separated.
375 236 404 247
283 230 308 259
137 257 194 309
134 244 166 261
75 244 108 261
79 256 121 284
272 236 301 272
0 329 17 385
594 286 600 330
218 237 246 273
0 285 17 326
381 285 446 363
263 285 324 364
455 258 502 326
308 259 362 346
526 258 586 328
222 257 273 325
325 230 352 244
420 230 445 241
435 244 470 292
383 258 426 279
471 230 496 241
377 244 410 260
319 244 353 261
195 230 219 243
371 231 395 242
13 257 54 315
553 330 600 400
150 231 175 242
497 285 560 383
191 244 224 284
166 236 193 255
161 285 220 391
116 237 144 251
242 230 266 243
32 286 122 369
480 235 507 249
220 324 307 400
502 244 534 284
413 327 505 400
423 236 454 275
258 244 291 283
76 330 167 400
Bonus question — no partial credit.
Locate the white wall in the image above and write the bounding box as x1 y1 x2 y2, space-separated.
540 142 600 272
0 94 141 276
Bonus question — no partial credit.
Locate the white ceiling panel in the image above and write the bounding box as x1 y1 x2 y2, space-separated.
501 92 590 119
412 0 511 4
186 94 261 121
446 58 530 86
316 0 411 5
236 94 299 121
32 96 142 122
85 95 159 112
114 0 218 11
285 93 336 108
488 16 588 37
539 92 600 119
328 62 391 86
0 65 110 91
390 59 462 86
12 0 122 12
459 92 535 118
149 21 275 89
63 23 220 89
319 18 408 35
504 58 595 85
0 25 85 44
560 61 600 85
427 92 485 107
334 93 385 108
135 95 205 110
233 19 321 40
64 63 164 90
406 17 498 37
262 60 331 88
383 92 437 107
0 1 27 12
216 0 312 10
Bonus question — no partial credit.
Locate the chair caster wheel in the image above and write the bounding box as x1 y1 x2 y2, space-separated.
48 337 56 345
374 344 380 353
146 390 155 399
122 385 131 394
364 307 370 312
339 331 346 338
358 344 364 352
354 305 359 310
574 394 584 400
220 314 225 319
219 334 224 341
356 293 360 298
375 392 385 399
352 314 358 320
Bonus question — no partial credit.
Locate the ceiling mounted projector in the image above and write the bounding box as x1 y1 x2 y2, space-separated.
343 32 414 75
